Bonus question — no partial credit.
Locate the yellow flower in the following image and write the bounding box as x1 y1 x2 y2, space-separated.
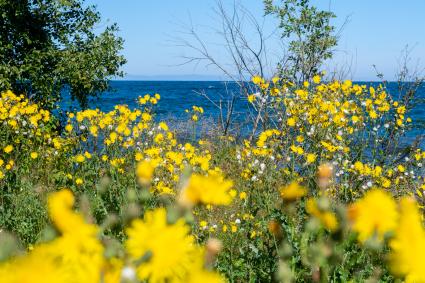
381 177 391 188
136 160 156 185
389 197 425 282
103 258 124 283
3 145 13 153
287 117 296 127
89 125 98 137
348 189 398 243
306 153 317 164
74 154 85 163
313 75 321 84
135 152 143 161
75 178 83 185
125 208 196 282
65 124 73 132
280 182 307 201
290 145 304 155
200 220 208 229
48 189 97 235
247 94 256 103
369 110 378 119
30 152 38 159
251 75 263 85
0 189 105 283
239 191 247 200
159 121 168 131
179 173 233 206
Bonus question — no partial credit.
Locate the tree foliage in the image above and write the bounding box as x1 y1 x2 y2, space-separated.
0 0 126 108
264 0 337 82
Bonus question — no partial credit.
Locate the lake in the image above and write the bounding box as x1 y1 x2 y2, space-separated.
61 81 424 146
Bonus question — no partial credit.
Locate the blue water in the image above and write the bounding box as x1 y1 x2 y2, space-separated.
61 81 424 145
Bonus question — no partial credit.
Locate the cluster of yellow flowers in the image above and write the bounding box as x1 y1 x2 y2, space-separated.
184 105 204 122
0 91 67 180
240 75 422 200
62 97 215 193
0 189 225 283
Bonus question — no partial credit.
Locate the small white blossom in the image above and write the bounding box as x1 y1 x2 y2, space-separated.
121 266 136 281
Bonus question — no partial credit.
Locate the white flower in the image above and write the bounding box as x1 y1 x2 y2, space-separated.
121 266 136 281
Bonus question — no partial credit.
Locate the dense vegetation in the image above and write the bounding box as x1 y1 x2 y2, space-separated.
0 0 424 282
0 74 424 282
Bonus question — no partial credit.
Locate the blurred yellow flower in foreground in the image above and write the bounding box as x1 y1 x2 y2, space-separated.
389 198 425 282
125 207 196 282
179 173 233 206
348 189 398 243
279 182 307 201
0 189 104 283
136 160 156 185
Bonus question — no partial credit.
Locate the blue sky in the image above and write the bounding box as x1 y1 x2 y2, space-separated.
87 0 425 80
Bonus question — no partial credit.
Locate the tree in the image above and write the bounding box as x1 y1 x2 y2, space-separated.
264 0 337 82
0 0 126 108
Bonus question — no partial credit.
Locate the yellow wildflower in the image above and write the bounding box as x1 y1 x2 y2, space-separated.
389 198 425 282
348 189 398 243
136 160 156 185
125 208 196 282
287 117 296 127
179 173 233 206
280 182 307 201
3 145 13 153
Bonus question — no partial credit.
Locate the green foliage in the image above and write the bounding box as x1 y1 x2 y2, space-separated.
264 0 337 81
0 0 126 108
